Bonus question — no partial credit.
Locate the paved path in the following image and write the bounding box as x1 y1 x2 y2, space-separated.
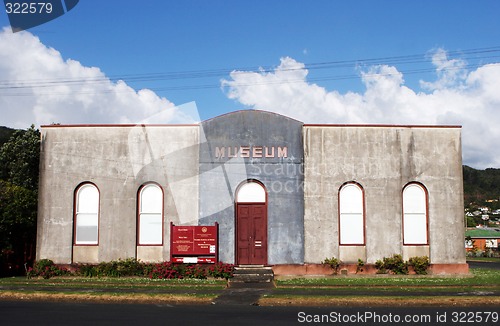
212 282 274 305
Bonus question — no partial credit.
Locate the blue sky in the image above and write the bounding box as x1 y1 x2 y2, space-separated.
1 1 500 168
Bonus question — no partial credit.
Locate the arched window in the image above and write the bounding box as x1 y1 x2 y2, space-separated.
74 183 99 245
403 183 428 245
236 181 266 203
339 182 365 245
138 183 163 245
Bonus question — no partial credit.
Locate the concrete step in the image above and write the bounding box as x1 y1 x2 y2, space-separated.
230 266 274 284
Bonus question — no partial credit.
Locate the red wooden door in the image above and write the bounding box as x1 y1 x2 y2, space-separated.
237 203 267 265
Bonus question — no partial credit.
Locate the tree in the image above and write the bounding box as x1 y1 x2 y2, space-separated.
0 125 40 275
0 125 40 191
0 181 37 274
0 126 16 147
465 216 477 228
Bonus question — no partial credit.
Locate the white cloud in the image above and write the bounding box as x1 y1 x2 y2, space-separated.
420 48 468 91
0 28 178 127
2 28 498 169
222 54 500 169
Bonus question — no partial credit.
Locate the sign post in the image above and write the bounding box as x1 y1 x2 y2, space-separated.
170 222 218 264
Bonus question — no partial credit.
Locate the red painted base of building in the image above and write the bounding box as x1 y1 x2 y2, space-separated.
272 263 469 276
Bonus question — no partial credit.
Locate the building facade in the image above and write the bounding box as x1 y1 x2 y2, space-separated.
37 110 468 274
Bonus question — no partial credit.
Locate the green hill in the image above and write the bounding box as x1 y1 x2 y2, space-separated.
463 165 500 205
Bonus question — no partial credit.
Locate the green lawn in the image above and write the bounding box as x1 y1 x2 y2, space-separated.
0 276 227 303
1 268 498 288
275 268 500 287
265 268 500 306
0 276 227 286
0 268 498 303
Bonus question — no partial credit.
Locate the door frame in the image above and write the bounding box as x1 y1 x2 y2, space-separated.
235 180 268 265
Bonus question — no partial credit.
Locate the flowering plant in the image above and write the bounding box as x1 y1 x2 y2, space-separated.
27 259 69 279
207 262 235 279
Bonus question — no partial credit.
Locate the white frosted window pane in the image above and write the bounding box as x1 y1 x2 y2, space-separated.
404 214 427 244
403 185 426 214
339 184 363 214
339 184 364 245
77 213 98 226
75 184 99 245
140 185 162 213
403 184 427 244
138 184 163 245
237 182 266 203
340 213 364 244
75 213 98 244
77 185 99 213
139 214 162 244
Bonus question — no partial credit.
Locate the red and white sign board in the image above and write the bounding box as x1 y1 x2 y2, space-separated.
170 222 218 264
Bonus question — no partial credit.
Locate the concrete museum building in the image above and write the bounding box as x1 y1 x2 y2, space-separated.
37 110 468 274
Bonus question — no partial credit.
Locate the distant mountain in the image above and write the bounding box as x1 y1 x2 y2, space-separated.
463 165 500 205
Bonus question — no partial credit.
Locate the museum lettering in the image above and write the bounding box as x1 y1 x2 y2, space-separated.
214 146 288 159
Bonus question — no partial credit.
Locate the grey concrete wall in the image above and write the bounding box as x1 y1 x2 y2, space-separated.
303 126 464 264
37 125 199 264
199 111 304 264
37 113 465 268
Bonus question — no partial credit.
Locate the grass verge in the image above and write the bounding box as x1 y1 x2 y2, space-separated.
275 268 499 287
258 295 500 307
261 268 500 307
0 291 216 305
0 268 498 306
0 277 226 304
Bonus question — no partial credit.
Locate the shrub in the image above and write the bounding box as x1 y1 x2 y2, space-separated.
356 259 365 274
322 257 342 275
149 261 182 279
142 263 155 276
375 254 408 275
184 264 207 279
113 258 145 276
149 262 234 280
376 255 430 275
76 258 146 278
95 261 116 277
77 264 98 277
385 254 408 275
29 258 235 280
27 259 70 279
408 256 430 275
375 259 386 274
207 262 235 279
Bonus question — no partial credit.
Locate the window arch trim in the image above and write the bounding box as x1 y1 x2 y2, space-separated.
235 179 267 203
137 182 164 246
338 181 366 246
402 182 429 246
73 182 100 246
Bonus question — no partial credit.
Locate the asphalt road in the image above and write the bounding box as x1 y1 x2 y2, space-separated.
1 301 499 326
